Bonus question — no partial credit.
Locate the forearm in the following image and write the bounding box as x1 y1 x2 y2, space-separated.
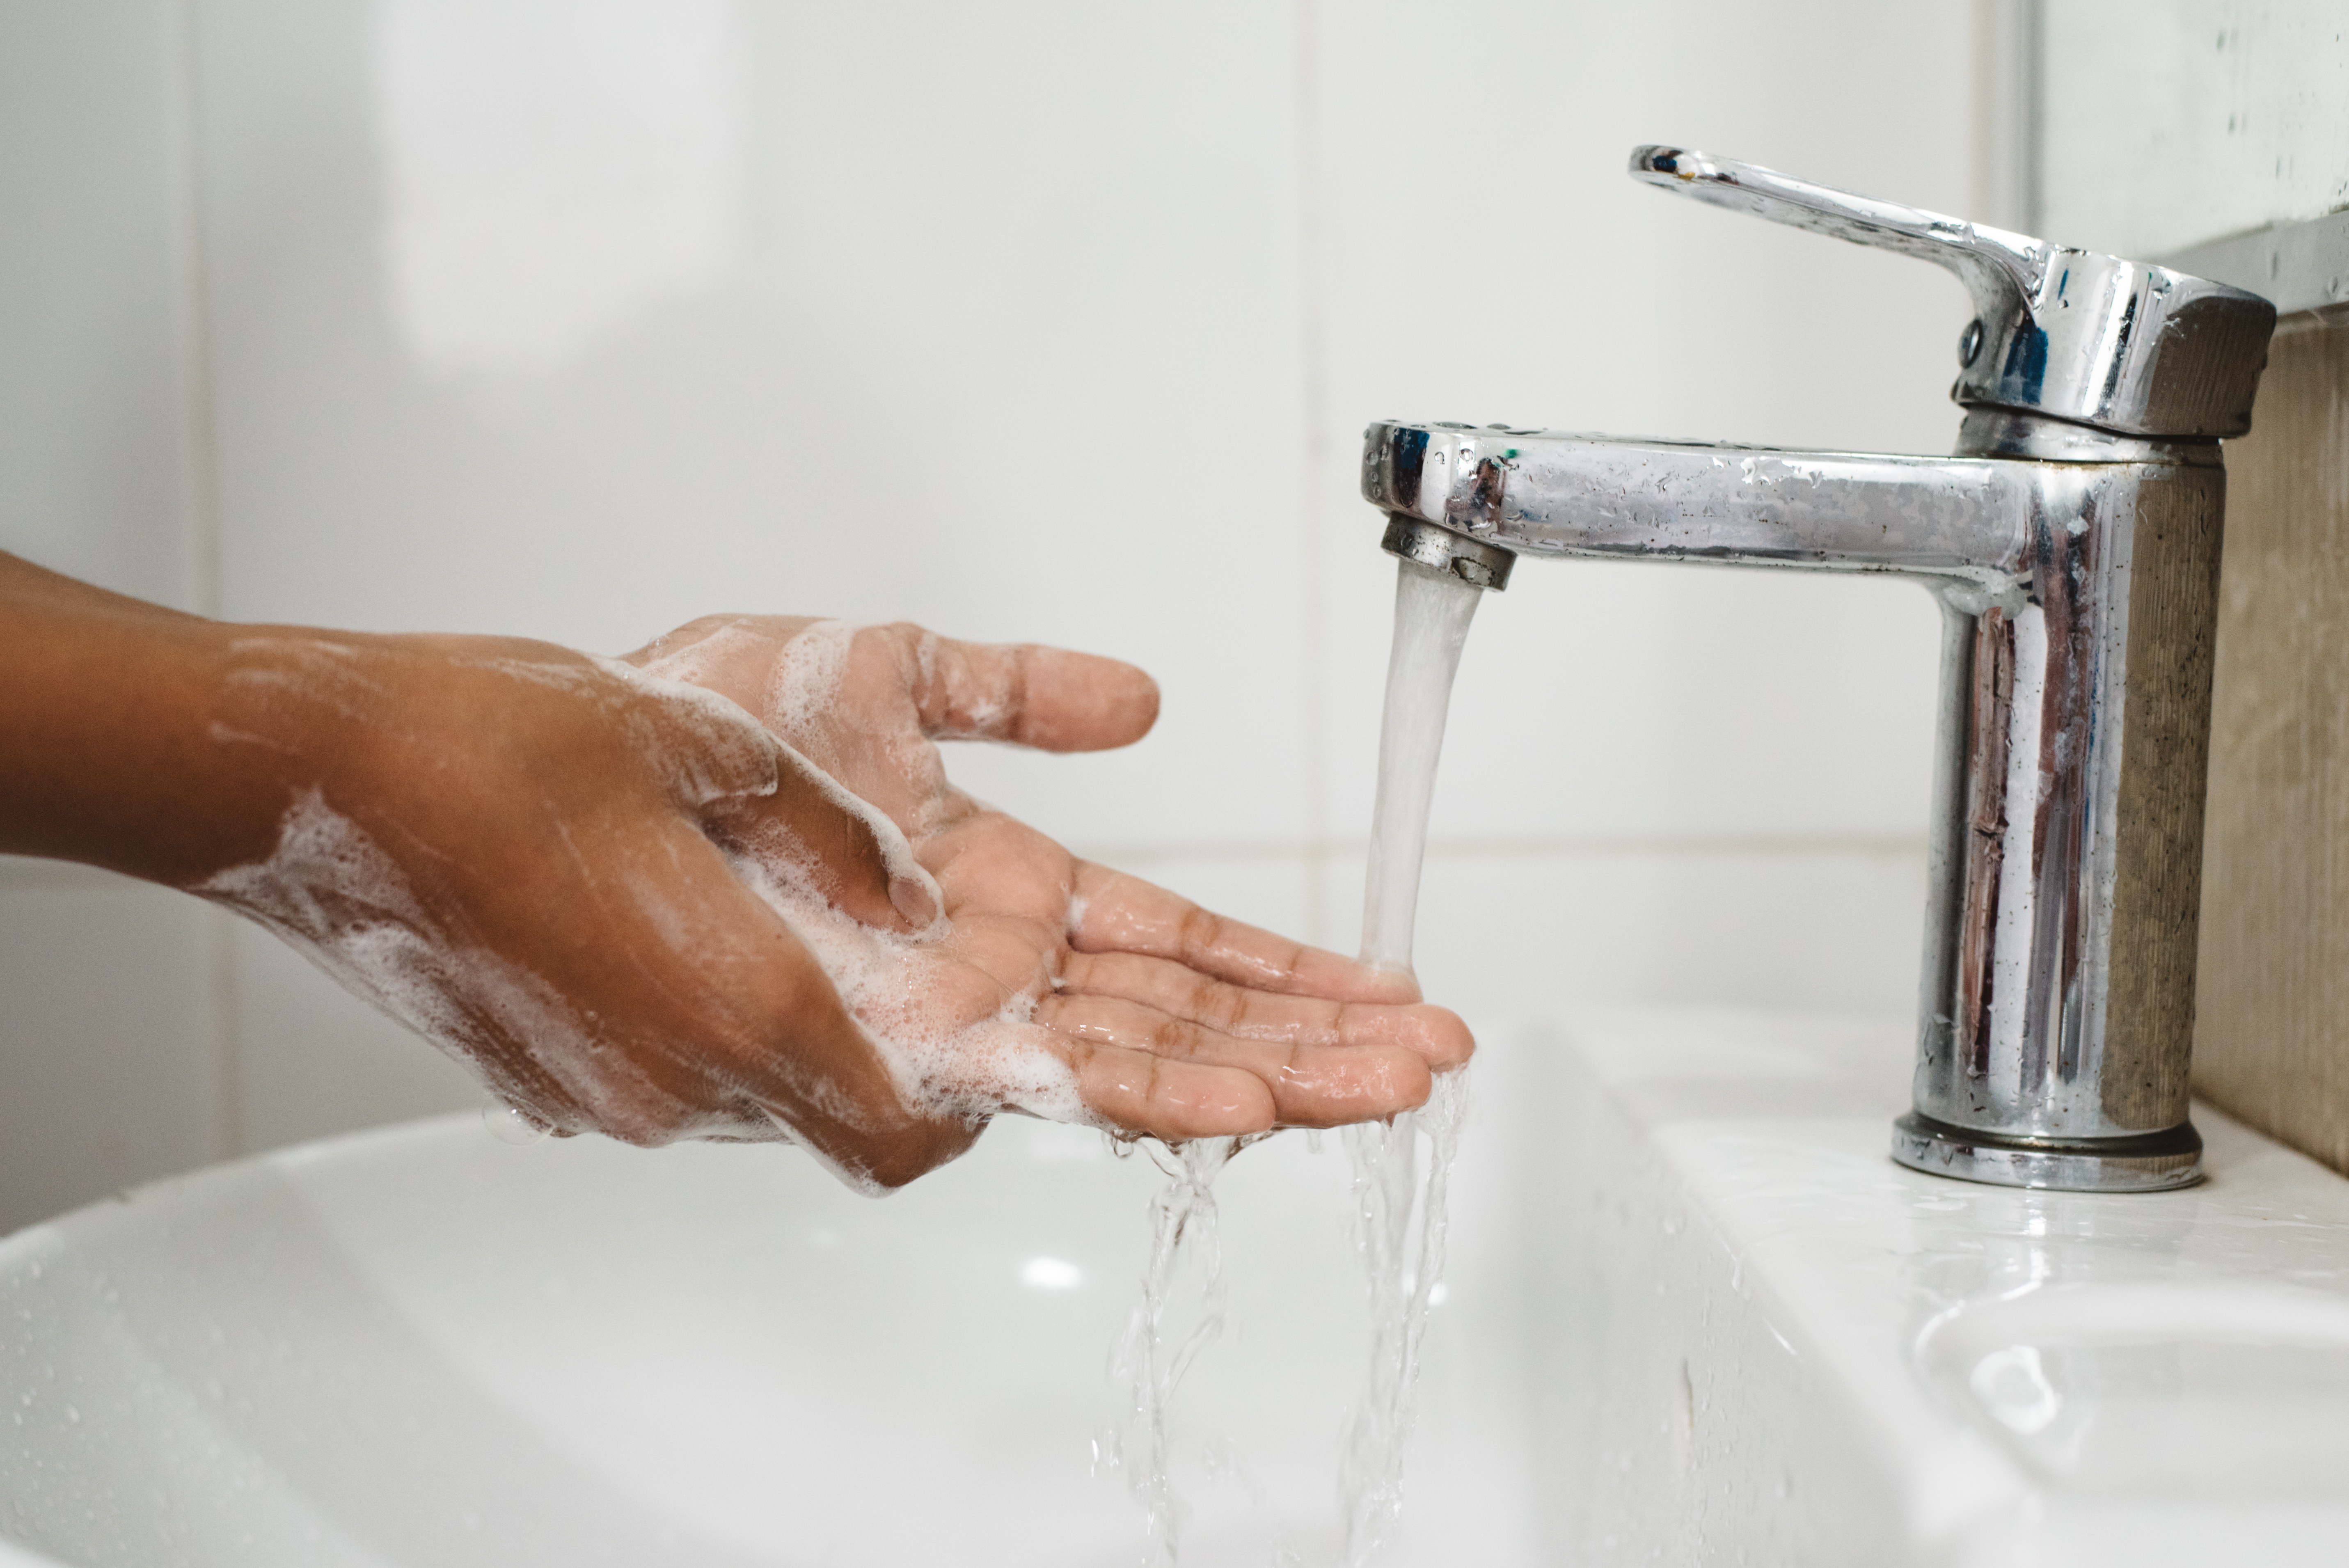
0 564 1475 1164
0 550 294 885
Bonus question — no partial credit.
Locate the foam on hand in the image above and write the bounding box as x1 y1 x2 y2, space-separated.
639 617 1081 1129
721 834 1085 1132
712 621 1083 1131
197 633 1085 1178
195 787 682 1138
760 618 853 742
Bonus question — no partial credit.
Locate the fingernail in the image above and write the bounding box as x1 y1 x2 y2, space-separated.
890 874 939 927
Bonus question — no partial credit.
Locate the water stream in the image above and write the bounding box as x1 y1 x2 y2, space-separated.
1337 559 1484 1565
1104 1135 1241 1568
1358 559 1485 976
1111 556 1486 1566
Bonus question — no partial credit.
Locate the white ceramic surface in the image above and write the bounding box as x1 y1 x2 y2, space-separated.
1535 1014 2349 1566
0 1042 1559 1568
9 1011 2349 1566
2041 3 2349 258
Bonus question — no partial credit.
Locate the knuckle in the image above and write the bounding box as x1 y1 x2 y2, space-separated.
1151 1016 1204 1060
1176 904 1221 959
1196 978 1248 1032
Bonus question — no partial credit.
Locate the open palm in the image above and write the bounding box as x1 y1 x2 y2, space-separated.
629 616 1472 1147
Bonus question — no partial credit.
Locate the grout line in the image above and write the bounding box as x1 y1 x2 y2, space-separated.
170 0 240 1161
1291 0 1331 950
2021 0 2044 236
1065 833 1930 868
172 0 222 624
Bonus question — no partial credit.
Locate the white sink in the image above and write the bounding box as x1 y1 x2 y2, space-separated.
6 1011 2349 1566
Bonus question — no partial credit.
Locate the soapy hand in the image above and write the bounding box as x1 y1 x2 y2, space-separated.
623 616 1473 1177
0 552 1471 1189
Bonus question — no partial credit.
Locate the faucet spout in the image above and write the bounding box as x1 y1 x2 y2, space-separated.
1365 142 2276 1192
1365 415 2229 1192
1365 422 2044 586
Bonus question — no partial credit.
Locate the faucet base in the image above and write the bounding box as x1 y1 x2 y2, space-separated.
1890 1112 2203 1193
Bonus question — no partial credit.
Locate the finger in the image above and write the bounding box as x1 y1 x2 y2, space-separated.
1053 1037 1275 1141
1068 863 1422 1003
617 616 801 716
627 816 973 1185
893 625 1159 752
1036 992 1433 1128
1057 949 1475 1071
704 746 936 931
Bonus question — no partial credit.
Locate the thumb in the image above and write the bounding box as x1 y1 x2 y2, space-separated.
904 627 1161 753
707 745 939 932
615 652 936 932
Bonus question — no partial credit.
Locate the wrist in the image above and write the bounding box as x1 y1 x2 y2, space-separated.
0 597 333 886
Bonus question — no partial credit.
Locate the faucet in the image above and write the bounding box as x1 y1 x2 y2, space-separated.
1367 146 2278 1192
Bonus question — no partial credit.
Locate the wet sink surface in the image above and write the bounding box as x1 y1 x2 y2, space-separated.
0 1067 1552 1566
7 1010 2349 1566
1539 1014 2349 1566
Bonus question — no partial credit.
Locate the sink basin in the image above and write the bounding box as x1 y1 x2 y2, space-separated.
7 1011 2349 1566
0 1056 1550 1566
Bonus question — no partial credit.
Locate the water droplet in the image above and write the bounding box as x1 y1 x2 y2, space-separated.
481 1103 552 1146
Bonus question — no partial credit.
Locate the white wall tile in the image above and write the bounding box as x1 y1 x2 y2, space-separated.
1315 846 1928 1027
195 0 1312 850
0 868 224 1234
1331 561 1947 844
0 3 222 1230
2042 3 2349 257
1058 850 1313 956
225 922 483 1156
1311 0 1968 847
0 0 201 609
0 2 1982 1193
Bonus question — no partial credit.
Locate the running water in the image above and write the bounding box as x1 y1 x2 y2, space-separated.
1359 561 1486 975
1102 1135 1242 1568
1107 557 1485 1566
1339 558 1485 1566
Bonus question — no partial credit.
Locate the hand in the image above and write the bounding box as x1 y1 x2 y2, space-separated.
0 549 1470 1189
185 625 997 1181
626 616 1472 1159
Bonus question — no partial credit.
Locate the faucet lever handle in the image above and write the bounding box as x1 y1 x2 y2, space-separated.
1629 145 2276 441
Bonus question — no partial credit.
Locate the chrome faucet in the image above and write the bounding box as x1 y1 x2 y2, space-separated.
1368 146 2277 1192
